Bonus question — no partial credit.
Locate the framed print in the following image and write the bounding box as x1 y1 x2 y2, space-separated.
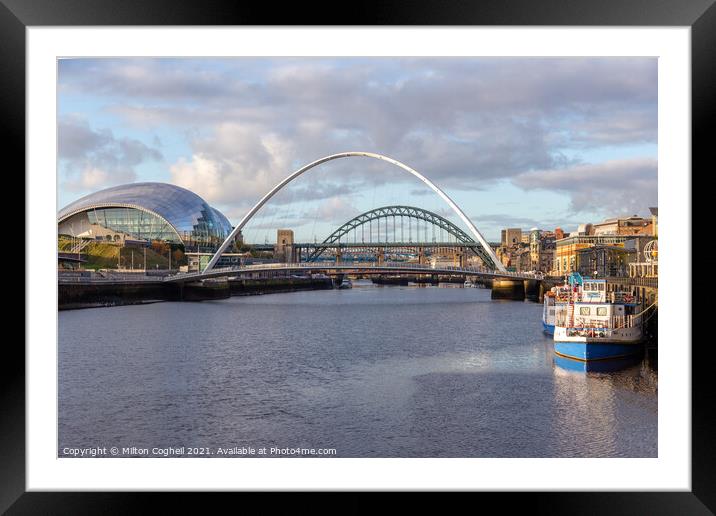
5 0 711 511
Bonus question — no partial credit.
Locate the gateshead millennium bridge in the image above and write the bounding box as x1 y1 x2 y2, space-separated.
203 151 506 274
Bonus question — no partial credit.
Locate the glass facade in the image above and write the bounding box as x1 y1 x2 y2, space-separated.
86 207 181 243
58 182 233 250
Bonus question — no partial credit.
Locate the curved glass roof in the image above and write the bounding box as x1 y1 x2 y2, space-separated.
211 207 233 234
58 182 233 240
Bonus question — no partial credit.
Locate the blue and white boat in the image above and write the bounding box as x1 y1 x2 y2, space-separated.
552 273 646 361
542 283 571 335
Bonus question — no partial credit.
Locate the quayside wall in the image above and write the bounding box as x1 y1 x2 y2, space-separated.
58 277 334 310
229 277 333 296
59 281 169 310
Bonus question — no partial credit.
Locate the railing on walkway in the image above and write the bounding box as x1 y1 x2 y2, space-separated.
58 262 547 284
58 275 164 284
58 270 171 283
163 262 544 282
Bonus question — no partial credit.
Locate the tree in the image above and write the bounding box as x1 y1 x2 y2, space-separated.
151 240 169 255
172 248 186 265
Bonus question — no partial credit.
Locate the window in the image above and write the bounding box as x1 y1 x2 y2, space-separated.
597 307 607 316
579 307 591 315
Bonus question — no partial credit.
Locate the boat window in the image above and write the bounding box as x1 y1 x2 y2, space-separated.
597 307 607 316
579 307 591 315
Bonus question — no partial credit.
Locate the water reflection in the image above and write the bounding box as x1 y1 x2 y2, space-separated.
551 349 657 457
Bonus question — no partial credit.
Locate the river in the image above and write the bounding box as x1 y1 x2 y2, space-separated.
58 280 657 458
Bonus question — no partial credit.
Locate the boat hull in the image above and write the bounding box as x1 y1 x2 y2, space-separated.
542 321 555 335
554 341 642 361
554 354 642 372
553 324 642 361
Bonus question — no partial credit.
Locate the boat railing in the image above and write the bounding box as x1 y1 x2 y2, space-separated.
556 314 643 330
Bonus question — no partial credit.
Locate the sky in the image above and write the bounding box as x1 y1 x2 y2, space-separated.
57 57 657 243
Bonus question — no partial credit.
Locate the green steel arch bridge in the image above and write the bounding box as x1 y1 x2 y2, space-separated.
293 205 498 268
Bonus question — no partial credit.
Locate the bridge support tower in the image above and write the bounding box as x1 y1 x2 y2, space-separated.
377 248 385 266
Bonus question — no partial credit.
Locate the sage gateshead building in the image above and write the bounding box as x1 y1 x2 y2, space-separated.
57 182 235 252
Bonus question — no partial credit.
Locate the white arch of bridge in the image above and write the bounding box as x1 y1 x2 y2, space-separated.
204 152 506 273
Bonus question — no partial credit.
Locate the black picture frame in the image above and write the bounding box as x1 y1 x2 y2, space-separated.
5 0 709 512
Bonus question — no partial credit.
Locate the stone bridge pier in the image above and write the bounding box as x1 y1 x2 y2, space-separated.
523 279 540 301
491 278 526 300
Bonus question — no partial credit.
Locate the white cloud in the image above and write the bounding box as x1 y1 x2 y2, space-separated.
59 116 162 193
60 57 659 225
169 122 295 205
512 158 657 217
66 166 131 192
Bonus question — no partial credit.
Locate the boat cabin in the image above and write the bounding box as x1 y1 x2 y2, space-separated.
580 279 607 303
572 302 624 328
555 299 638 330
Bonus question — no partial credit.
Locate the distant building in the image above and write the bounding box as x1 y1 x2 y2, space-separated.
575 245 636 277
234 229 244 245
514 247 532 272
496 247 512 268
57 182 233 252
576 223 594 236
501 228 522 247
553 234 652 275
629 210 658 278
554 227 565 240
538 235 556 273
538 248 555 273
649 207 658 237
629 237 658 278
187 251 248 272
529 228 541 267
592 215 653 236
275 229 294 262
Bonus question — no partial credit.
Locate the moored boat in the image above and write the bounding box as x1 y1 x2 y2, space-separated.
542 282 571 335
552 273 652 361
542 291 555 334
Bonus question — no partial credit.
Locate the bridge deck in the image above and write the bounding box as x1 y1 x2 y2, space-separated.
164 262 544 283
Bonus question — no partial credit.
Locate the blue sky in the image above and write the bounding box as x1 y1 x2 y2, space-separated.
58 57 657 243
